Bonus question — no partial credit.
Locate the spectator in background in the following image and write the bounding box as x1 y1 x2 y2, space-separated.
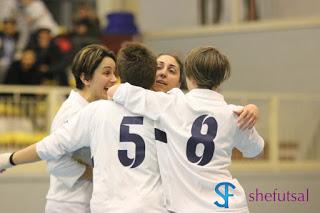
70 18 101 54
73 2 100 36
20 0 59 35
50 34 74 86
0 18 20 83
28 28 71 86
199 0 222 24
0 0 18 21
4 48 42 85
244 0 258 21
27 28 52 82
199 0 259 25
0 0 30 59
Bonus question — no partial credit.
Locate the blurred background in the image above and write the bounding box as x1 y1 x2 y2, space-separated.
0 0 319 212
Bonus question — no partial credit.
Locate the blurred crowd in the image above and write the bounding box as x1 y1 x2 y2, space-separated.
0 0 102 86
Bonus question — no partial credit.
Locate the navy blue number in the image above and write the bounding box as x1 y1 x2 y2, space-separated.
186 115 217 166
119 116 145 168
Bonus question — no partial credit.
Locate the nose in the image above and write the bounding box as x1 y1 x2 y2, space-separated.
158 68 167 78
111 73 117 84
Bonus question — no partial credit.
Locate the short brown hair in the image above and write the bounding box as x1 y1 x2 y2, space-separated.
185 46 230 89
117 42 156 89
71 44 116 89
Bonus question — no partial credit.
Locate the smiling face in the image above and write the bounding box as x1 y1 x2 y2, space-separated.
152 55 181 92
85 57 117 101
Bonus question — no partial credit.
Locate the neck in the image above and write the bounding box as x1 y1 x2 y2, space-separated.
214 86 221 93
79 89 92 102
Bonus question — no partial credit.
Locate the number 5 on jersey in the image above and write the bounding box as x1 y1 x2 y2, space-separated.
119 116 145 168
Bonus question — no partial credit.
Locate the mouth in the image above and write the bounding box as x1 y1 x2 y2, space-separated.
155 80 167 86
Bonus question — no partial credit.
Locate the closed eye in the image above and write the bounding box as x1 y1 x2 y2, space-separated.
168 65 177 74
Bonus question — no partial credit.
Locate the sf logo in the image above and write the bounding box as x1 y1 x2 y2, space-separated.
214 182 236 208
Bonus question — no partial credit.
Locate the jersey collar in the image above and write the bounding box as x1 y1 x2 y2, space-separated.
186 89 226 103
69 90 89 107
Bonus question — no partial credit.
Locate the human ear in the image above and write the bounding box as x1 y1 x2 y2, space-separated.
80 73 90 86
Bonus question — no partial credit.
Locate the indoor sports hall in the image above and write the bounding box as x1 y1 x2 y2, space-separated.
0 0 319 212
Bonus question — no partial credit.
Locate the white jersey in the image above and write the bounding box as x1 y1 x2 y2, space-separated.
112 83 265 213
24 0 59 35
46 90 92 211
36 100 166 213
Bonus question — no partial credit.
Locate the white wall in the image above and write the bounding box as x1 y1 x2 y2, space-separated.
258 0 320 20
95 0 320 33
138 0 198 32
137 0 320 32
144 26 320 93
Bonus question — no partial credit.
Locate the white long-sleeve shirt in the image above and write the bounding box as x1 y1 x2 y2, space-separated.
112 83 264 213
24 0 59 35
46 90 92 205
37 100 166 213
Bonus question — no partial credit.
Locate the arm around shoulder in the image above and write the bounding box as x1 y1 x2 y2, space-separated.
111 83 176 120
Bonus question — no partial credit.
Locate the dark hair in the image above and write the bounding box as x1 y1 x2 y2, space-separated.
157 53 186 90
71 44 116 89
185 46 230 89
73 18 92 28
117 42 156 89
35 28 51 35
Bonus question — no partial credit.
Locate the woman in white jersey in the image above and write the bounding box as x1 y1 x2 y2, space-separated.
154 53 258 129
107 46 264 212
25 44 116 213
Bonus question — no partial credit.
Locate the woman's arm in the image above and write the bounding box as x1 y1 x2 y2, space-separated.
0 143 40 172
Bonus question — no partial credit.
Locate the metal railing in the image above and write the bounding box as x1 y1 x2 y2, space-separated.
0 85 70 147
0 85 319 171
224 91 320 171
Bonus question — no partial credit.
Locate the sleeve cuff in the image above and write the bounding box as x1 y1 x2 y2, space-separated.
112 83 128 104
36 141 48 160
242 134 265 158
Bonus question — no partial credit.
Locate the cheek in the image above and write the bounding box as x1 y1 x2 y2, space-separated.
169 75 180 87
91 78 105 89
105 76 115 85
98 75 109 84
156 71 162 77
